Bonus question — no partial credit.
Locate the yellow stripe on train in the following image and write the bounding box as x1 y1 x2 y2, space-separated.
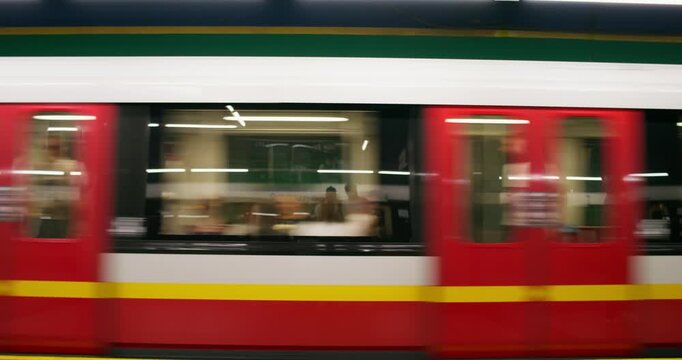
2 281 682 302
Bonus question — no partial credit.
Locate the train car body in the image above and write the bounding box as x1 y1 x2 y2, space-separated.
1 1 682 359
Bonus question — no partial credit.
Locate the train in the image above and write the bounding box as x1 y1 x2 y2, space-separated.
0 55 679 360
0 1 682 358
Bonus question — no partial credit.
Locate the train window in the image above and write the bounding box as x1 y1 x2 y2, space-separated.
144 107 412 243
638 110 682 250
555 117 606 243
16 113 84 238
461 117 529 243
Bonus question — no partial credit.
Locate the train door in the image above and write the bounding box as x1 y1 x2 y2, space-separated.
424 106 543 358
424 106 640 358
0 104 115 354
538 109 640 356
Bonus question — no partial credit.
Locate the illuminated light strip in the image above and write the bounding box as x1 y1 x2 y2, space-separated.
530 0 682 5
252 212 278 217
445 118 530 124
628 172 669 177
223 116 349 122
146 168 186 173
166 123 238 129
33 115 96 121
70 171 82 176
317 169 374 174
378 170 411 176
47 126 78 132
4 281 682 302
190 168 249 173
361 139 369 151
12 170 65 176
148 123 159 127
566 176 602 181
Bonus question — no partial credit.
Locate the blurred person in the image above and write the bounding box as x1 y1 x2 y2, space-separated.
344 186 380 237
314 186 344 222
247 198 280 236
192 198 226 235
500 136 529 233
649 202 669 220
29 133 81 238
344 183 370 215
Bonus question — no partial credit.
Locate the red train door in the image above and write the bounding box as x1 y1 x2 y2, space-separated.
538 108 640 356
425 106 640 358
0 104 115 354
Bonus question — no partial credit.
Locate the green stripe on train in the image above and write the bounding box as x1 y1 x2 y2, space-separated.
0 34 681 64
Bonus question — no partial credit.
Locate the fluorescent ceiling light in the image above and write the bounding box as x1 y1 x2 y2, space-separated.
530 0 682 5
446 118 530 124
628 172 669 177
232 111 246 127
190 168 249 173
146 168 186 173
224 116 349 122
566 176 602 181
252 212 279 217
177 214 209 219
166 124 238 129
70 171 82 176
148 123 160 127
47 127 78 132
317 169 374 174
378 170 411 176
507 175 531 181
12 170 65 176
34 115 96 121
362 140 369 151
226 105 235 112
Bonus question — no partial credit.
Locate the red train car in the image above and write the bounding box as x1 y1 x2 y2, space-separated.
0 57 681 359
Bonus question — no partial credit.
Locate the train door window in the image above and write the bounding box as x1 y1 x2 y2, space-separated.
638 110 682 248
16 113 84 238
555 117 606 243
458 116 529 243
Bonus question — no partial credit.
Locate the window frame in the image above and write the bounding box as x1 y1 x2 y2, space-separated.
113 103 423 256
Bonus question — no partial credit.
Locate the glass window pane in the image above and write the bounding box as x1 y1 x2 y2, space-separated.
556 117 606 243
456 116 529 243
638 110 681 247
146 108 412 242
17 113 83 238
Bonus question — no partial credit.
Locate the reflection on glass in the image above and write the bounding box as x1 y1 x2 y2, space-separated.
18 114 83 238
461 118 528 243
152 109 403 239
556 118 606 243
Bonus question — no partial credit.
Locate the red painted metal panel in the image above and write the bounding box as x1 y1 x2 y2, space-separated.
0 104 116 354
538 109 640 356
424 106 543 358
7 298 100 353
0 105 22 352
114 299 423 348
643 300 682 345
